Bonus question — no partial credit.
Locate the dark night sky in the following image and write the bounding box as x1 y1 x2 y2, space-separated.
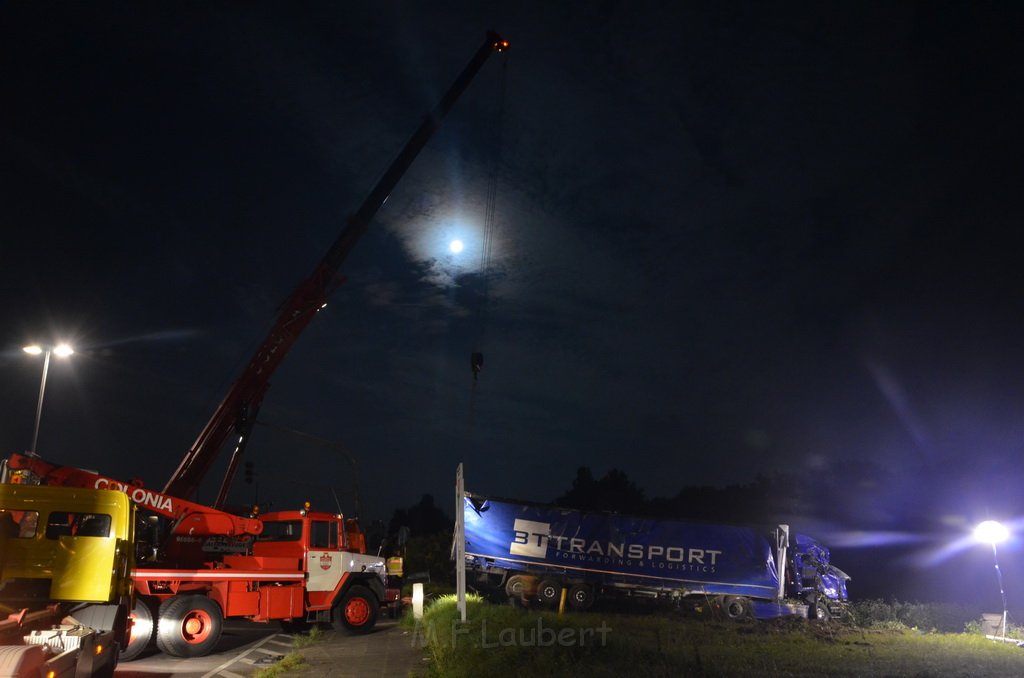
3 2 1024 606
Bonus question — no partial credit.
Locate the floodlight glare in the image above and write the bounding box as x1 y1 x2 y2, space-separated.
53 344 74 357
974 520 1009 545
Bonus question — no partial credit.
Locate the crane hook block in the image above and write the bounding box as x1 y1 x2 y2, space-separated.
487 31 510 52
471 352 484 379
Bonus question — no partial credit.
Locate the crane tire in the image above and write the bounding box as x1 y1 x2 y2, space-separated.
333 585 379 634
156 595 224 658
120 597 158 661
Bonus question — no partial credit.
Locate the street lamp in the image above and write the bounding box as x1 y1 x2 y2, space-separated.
974 520 1010 640
22 343 74 456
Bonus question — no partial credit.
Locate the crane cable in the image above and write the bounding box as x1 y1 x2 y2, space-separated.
470 54 509 383
466 53 509 464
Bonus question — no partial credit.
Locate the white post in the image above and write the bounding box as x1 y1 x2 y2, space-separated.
455 463 467 622
412 582 424 620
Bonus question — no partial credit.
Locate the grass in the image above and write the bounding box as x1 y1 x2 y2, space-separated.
291 624 323 648
409 595 1024 677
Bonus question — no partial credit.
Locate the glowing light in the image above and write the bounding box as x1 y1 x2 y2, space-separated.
975 520 1009 545
449 239 464 254
24 343 75 357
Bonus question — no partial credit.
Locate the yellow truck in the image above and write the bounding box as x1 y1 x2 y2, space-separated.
0 484 134 678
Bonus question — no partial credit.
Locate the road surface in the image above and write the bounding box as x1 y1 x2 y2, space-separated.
116 619 292 678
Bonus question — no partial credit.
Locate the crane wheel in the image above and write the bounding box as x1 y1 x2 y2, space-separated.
333 585 379 634
156 595 224 657
120 597 158 661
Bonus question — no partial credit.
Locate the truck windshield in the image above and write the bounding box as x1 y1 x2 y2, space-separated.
257 520 303 542
44 511 111 539
0 509 38 538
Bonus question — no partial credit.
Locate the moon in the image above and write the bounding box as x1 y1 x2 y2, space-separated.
449 239 464 254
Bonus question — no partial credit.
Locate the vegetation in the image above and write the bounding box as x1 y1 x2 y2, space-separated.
385 493 458 592
410 595 1024 677
850 598 979 633
402 531 457 587
290 624 323 648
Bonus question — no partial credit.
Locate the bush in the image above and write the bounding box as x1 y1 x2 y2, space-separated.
849 599 983 633
403 532 456 586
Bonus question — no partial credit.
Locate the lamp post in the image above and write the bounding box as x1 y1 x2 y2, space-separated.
974 519 1010 640
22 343 74 456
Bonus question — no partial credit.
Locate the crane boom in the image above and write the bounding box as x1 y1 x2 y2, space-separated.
164 32 510 507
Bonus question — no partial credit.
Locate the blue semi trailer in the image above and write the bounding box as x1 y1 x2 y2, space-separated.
462 493 849 620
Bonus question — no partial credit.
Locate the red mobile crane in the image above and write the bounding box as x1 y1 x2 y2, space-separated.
2 31 509 660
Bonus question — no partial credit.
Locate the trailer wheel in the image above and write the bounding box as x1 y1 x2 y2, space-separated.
722 595 751 620
156 595 224 658
333 585 378 634
505 575 531 599
536 579 562 607
568 584 594 611
120 597 157 661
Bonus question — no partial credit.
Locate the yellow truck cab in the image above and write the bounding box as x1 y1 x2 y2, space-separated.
0 484 135 678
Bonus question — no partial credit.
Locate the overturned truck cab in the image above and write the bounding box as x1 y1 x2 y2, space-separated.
462 493 849 620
